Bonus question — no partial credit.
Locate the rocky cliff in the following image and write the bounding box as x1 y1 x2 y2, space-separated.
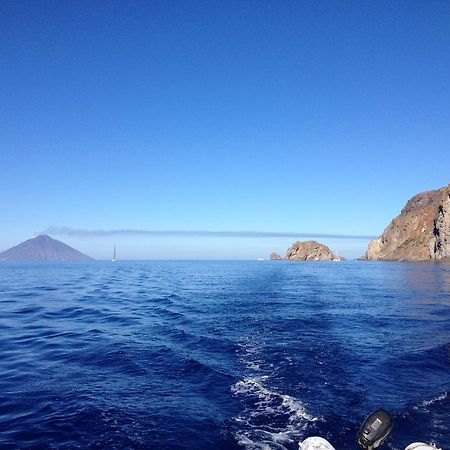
365 183 450 261
285 240 337 261
0 235 93 261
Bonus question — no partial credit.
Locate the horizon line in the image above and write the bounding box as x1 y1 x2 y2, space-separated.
40 226 377 240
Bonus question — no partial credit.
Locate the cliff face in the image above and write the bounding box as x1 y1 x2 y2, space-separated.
285 240 337 261
366 183 450 261
433 185 450 259
0 235 93 261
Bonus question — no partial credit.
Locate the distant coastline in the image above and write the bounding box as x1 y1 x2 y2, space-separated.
2 183 448 262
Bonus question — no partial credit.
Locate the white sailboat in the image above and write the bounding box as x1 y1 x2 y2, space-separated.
112 245 116 262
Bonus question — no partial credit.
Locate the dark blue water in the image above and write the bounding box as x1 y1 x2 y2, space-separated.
0 261 448 450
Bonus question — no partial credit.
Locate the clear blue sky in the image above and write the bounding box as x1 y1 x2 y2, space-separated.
1 0 449 259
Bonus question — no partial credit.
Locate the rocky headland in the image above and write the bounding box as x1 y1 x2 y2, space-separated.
0 235 93 261
272 240 339 261
365 183 450 261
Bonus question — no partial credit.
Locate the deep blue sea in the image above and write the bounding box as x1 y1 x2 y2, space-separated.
0 261 449 450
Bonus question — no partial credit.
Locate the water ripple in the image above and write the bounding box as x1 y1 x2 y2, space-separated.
0 260 448 449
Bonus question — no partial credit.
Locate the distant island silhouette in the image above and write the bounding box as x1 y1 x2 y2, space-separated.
0 235 93 261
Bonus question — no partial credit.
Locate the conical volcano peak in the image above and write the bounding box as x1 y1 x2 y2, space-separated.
0 235 93 261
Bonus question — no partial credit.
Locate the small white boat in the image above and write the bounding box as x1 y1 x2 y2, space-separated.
112 245 116 262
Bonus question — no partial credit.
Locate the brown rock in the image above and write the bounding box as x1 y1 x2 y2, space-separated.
270 252 282 260
285 240 337 261
365 183 450 261
433 186 450 260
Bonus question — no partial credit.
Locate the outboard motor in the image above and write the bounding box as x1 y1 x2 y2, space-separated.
299 408 442 450
298 409 394 450
357 409 394 450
